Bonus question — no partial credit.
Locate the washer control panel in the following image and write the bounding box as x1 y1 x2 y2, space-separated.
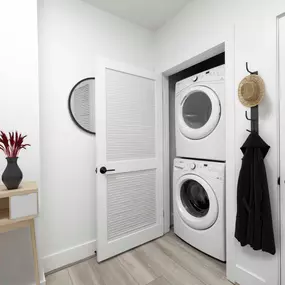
174 159 225 181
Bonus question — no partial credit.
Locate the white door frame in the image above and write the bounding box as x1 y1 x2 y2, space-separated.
278 12 285 285
161 28 237 282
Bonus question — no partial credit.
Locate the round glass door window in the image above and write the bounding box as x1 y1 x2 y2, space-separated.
176 174 218 230
180 179 210 218
178 86 221 140
183 91 212 129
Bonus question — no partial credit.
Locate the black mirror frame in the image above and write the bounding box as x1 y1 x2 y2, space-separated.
68 77 96 135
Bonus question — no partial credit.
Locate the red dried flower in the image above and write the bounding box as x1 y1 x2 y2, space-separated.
0 131 30 157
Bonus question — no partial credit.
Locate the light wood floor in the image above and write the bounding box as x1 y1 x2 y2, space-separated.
46 232 232 285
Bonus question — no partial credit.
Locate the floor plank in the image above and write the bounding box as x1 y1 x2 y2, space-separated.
95 256 138 285
136 241 205 285
87 258 106 285
46 269 73 285
147 276 172 285
118 249 158 285
68 259 104 285
156 235 231 285
164 232 226 274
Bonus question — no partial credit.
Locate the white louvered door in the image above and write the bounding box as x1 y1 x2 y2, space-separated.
95 58 163 262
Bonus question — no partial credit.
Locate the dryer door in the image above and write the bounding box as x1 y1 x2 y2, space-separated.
178 85 221 140
176 174 218 230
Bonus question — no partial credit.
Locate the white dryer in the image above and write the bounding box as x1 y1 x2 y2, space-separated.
175 65 225 161
173 158 226 261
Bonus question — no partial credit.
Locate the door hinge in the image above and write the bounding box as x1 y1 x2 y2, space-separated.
163 210 164 217
278 177 280 185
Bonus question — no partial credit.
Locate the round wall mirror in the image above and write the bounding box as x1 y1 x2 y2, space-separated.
68 77 95 135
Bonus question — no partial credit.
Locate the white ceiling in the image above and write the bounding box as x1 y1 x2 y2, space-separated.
83 0 191 31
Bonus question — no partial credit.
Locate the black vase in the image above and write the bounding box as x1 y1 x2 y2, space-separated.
2 157 23 190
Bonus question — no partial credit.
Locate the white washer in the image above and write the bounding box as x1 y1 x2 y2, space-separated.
175 65 225 161
173 158 226 261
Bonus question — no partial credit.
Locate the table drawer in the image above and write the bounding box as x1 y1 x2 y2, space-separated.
10 193 38 219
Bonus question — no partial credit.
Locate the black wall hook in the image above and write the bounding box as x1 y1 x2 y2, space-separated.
245 106 259 133
246 62 258 75
245 110 253 121
244 62 259 133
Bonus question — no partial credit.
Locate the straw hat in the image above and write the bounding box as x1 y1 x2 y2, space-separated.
238 74 265 107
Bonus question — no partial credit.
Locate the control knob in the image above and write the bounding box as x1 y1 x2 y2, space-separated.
190 163 196 170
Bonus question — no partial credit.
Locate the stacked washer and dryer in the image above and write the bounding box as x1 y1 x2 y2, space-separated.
173 65 226 261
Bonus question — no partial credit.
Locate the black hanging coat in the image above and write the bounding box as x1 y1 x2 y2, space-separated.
235 131 275 255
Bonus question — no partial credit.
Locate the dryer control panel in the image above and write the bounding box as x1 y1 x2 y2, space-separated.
175 65 225 95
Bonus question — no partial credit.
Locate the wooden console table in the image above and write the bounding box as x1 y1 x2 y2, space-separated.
0 182 40 285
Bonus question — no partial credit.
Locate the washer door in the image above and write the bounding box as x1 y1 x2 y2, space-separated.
178 85 221 140
176 174 219 230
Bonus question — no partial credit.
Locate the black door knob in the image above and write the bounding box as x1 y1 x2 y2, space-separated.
100 167 115 174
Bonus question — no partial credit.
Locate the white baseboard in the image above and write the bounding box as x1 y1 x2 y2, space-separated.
42 239 96 273
235 264 266 285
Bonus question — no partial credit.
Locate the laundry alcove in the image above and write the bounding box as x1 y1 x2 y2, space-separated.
168 52 225 226
161 40 237 283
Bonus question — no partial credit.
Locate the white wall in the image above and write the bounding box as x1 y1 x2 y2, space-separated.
38 0 155 272
0 1 41 284
155 0 285 284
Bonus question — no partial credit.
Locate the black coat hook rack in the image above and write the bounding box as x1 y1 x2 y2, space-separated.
244 62 259 133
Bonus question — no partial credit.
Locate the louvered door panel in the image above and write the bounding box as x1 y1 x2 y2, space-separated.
107 169 156 240
106 69 156 161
